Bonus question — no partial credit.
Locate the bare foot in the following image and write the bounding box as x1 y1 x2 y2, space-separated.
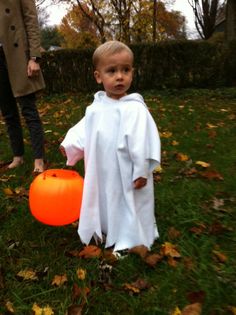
8 156 24 169
33 158 44 173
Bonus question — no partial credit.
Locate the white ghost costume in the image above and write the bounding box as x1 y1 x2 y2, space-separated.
61 91 161 251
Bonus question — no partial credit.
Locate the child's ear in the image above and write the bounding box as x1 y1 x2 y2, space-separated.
94 70 102 84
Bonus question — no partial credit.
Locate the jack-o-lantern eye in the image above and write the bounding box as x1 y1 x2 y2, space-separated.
29 169 84 226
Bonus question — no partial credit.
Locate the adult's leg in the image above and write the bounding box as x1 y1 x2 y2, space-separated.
17 93 45 172
0 48 24 162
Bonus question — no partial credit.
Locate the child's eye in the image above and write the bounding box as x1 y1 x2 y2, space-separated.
124 67 131 73
107 68 115 73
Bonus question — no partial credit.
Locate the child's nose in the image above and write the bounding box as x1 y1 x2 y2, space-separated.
116 71 123 79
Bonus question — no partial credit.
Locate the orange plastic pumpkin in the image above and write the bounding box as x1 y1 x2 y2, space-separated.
29 169 84 226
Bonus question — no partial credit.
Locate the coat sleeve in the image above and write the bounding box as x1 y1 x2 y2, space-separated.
61 117 85 166
20 0 42 57
125 104 161 181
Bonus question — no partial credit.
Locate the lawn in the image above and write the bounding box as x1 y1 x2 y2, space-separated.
0 88 235 315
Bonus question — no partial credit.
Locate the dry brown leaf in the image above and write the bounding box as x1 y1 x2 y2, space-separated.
51 274 68 286
168 227 181 239
5 301 15 313
67 304 83 315
189 223 207 235
186 290 206 304
103 250 119 264
72 283 90 302
3 187 14 196
181 302 202 315
167 256 178 267
199 170 224 180
129 245 149 258
183 257 195 271
144 253 163 267
78 245 101 259
161 242 181 258
212 250 228 263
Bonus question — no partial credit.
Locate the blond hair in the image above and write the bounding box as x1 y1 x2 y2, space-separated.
92 40 134 69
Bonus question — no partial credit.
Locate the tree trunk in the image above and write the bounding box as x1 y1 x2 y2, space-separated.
225 0 236 41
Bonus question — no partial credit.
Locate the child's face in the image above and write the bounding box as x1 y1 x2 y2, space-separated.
94 50 133 100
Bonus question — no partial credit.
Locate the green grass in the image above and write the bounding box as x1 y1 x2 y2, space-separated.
0 88 236 315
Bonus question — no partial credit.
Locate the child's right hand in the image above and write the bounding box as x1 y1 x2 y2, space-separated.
59 145 66 157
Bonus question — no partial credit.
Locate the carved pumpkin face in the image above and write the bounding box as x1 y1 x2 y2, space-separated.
29 169 84 226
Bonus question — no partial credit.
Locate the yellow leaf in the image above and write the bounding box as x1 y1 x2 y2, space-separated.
171 306 181 315
32 303 42 315
123 283 140 294
160 131 172 138
17 269 38 281
32 303 54 315
171 140 179 146
195 161 210 168
51 274 67 286
153 165 163 174
176 153 189 161
76 268 86 280
229 306 236 315
3 187 14 196
5 301 15 313
206 123 218 129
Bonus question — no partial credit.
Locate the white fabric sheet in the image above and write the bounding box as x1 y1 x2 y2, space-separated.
61 91 161 251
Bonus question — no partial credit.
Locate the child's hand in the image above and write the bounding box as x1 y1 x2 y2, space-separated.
133 177 147 189
59 145 66 157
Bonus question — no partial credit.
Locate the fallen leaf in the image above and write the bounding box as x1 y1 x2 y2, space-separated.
183 257 195 270
181 302 202 315
72 283 90 302
32 303 54 315
171 306 181 315
123 283 140 294
129 245 149 258
17 269 38 281
189 223 207 235
78 245 101 259
186 290 206 304
76 268 86 281
161 242 181 258
168 227 181 239
195 161 210 168
67 304 83 315
176 153 189 161
171 140 179 146
212 250 228 263
229 306 236 315
51 274 68 286
5 301 15 313
144 253 163 267
206 123 218 129
3 187 14 196
199 170 224 180
160 131 172 138
167 256 178 267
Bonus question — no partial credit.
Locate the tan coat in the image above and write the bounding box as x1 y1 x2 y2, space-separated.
0 0 45 97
